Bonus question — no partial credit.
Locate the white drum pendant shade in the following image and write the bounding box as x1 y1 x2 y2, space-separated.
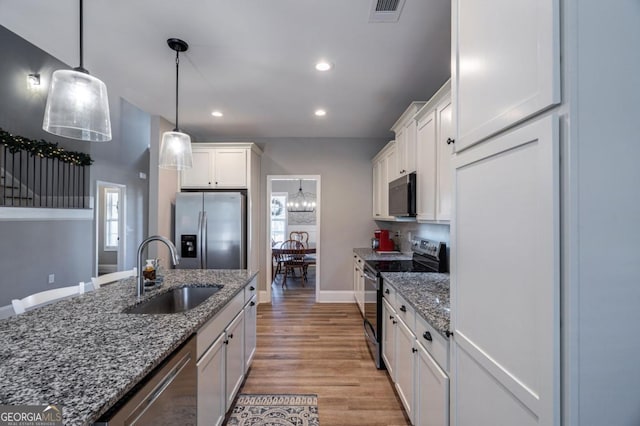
159 131 193 170
43 69 112 142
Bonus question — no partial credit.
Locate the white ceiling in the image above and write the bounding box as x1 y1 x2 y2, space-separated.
0 0 451 141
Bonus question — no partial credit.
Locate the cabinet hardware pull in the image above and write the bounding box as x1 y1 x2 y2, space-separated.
400 305 407 312
412 348 418 353
423 331 433 342
249 286 255 291
385 289 390 295
224 339 229 345
389 315 394 320
250 301 255 306
392 320 397 325
228 333 234 339
446 330 454 338
446 138 455 145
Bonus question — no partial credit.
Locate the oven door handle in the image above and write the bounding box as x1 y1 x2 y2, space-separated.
363 270 378 284
363 319 377 343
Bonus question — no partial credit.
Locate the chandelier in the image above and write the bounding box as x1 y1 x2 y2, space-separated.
287 180 316 213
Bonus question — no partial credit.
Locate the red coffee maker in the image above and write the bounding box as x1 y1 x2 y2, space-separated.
373 229 395 252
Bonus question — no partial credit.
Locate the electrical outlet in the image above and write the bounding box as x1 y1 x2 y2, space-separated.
48 274 55 284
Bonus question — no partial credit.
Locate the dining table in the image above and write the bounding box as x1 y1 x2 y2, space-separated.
271 245 316 280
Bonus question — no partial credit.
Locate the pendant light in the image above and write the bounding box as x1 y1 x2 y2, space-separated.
158 38 193 170
42 0 111 142
287 179 316 213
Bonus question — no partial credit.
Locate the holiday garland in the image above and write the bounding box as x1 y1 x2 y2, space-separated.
0 128 93 166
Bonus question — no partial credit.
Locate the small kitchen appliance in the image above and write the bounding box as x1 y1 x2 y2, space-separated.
363 237 447 369
372 229 395 252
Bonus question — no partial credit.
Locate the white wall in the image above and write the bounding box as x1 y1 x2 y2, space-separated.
259 138 387 292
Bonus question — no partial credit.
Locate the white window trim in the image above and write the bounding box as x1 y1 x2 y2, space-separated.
270 192 288 244
103 188 119 251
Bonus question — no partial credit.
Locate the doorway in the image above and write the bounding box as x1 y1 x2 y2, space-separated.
266 175 320 303
95 181 126 277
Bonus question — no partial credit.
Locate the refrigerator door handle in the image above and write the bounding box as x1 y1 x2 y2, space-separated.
202 211 208 269
197 211 203 269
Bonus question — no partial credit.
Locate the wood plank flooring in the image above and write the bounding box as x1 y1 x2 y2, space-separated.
238 273 411 425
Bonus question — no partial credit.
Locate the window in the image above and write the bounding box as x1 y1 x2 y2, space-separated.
104 188 119 251
270 192 288 245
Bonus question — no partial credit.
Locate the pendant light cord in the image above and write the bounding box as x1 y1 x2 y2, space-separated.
175 50 180 131
76 0 87 73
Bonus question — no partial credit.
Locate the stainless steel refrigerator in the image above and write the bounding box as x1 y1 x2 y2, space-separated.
174 192 246 269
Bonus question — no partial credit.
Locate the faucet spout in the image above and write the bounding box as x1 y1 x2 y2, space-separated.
137 235 180 298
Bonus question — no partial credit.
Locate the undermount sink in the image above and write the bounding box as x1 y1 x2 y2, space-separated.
123 286 222 314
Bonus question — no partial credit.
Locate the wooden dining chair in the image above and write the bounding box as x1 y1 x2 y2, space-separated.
91 267 137 290
280 239 306 287
11 282 87 315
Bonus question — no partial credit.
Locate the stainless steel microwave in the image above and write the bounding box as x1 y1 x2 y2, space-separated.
388 172 416 217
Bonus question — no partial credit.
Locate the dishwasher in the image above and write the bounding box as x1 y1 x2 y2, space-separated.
94 336 197 425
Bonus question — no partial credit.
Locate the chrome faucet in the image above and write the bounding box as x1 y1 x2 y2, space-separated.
137 235 180 298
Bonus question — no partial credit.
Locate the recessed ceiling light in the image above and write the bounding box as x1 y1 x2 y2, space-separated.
315 61 333 72
314 109 327 117
211 111 223 117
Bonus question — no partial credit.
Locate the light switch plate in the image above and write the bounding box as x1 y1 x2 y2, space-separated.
48 274 55 284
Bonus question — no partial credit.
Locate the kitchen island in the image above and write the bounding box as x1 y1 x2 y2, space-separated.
0 269 257 425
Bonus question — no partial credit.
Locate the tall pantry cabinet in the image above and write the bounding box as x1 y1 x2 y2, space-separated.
450 1 640 425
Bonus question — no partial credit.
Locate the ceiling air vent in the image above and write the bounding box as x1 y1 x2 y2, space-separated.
369 0 405 23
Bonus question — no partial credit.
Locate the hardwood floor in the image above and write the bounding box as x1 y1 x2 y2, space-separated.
238 271 411 425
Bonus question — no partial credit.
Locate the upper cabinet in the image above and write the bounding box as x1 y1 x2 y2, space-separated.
415 80 453 222
453 0 560 151
180 144 255 189
372 141 396 220
391 102 426 180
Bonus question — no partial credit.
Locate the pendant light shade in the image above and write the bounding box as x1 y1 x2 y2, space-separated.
42 0 111 142
159 38 193 170
43 70 111 142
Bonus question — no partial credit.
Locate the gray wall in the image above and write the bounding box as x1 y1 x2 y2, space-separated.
0 26 149 305
258 137 387 292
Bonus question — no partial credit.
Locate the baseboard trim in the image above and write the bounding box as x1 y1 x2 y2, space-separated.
259 291 269 304
98 264 118 274
317 291 355 303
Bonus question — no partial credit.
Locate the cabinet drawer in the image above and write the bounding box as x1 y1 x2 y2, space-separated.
197 290 244 359
382 281 397 307
244 277 257 304
394 293 415 333
416 314 449 372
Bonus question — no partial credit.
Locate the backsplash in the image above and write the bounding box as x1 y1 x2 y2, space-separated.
375 221 451 268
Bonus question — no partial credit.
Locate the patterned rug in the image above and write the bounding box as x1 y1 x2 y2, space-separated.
226 394 319 426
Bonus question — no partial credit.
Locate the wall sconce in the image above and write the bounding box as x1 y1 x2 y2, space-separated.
27 73 41 90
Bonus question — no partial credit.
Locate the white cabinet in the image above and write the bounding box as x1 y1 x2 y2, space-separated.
452 0 560 151
372 141 396 220
353 254 364 315
451 116 559 426
197 333 226 426
415 343 449 426
381 298 396 382
196 279 258 425
392 102 426 179
244 294 257 372
181 146 248 189
394 316 416 424
225 309 245 411
415 81 453 222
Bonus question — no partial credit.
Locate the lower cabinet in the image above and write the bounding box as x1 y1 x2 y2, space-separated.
383 281 449 426
197 334 226 426
196 278 258 425
225 310 245 411
353 254 364 315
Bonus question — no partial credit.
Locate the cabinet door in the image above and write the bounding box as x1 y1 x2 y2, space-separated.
214 149 247 188
435 97 453 221
415 344 449 426
416 111 437 221
244 295 257 373
453 0 560 151
197 333 226 426
225 310 245 411
181 149 212 188
404 120 418 175
385 145 397 184
395 127 407 176
394 317 415 423
382 298 397 381
451 116 559 426
372 161 381 218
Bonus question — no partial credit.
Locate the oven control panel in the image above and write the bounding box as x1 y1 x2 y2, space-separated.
411 238 442 258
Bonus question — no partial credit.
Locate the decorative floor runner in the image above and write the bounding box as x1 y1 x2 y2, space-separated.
226 394 319 426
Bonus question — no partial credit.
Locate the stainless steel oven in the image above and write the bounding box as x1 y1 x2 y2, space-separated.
363 264 383 369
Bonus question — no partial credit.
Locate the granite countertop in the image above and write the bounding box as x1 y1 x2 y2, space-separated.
353 248 413 261
0 269 257 426
380 272 450 337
